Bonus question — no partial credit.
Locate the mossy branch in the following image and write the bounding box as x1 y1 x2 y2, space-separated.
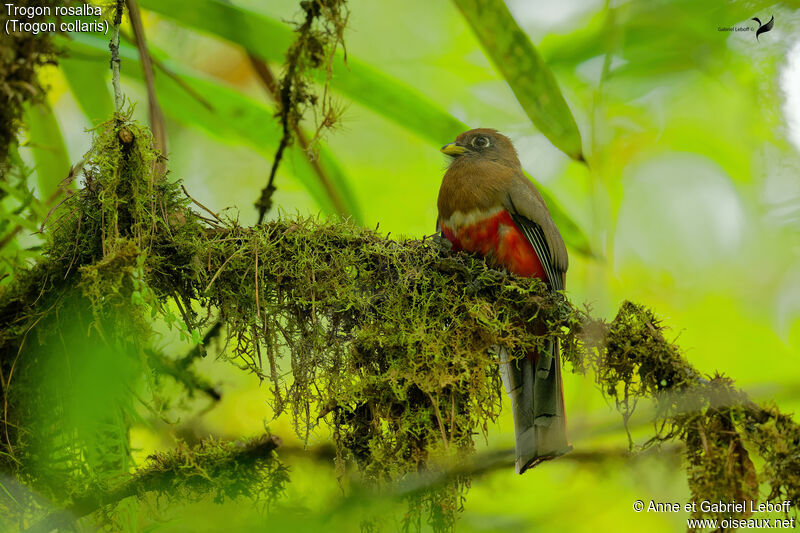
26 434 286 533
256 0 349 222
0 119 797 530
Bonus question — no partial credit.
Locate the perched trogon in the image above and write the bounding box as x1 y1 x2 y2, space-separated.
436 128 571 473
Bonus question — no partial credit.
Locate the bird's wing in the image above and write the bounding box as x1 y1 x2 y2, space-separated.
502 174 568 290
509 213 564 291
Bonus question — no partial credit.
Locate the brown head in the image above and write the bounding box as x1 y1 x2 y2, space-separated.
437 127 568 289
440 128 521 168
437 128 523 222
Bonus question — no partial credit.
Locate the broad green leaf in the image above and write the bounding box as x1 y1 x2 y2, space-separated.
23 101 71 198
134 0 591 254
60 34 361 221
60 55 115 125
139 0 293 63
325 60 468 146
137 0 467 144
452 0 584 161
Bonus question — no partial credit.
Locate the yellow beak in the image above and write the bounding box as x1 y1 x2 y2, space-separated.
441 143 467 156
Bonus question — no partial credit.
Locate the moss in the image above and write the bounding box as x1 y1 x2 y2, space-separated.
256 0 349 220
132 434 288 505
1 118 799 530
0 117 207 527
674 378 757 523
744 403 800 508
24 434 288 533
591 303 795 524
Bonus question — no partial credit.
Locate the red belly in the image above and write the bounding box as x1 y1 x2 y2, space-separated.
440 210 547 280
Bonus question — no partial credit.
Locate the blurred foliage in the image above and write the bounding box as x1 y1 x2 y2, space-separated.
454 0 584 160
25 434 287 533
22 101 70 198
0 0 59 173
0 0 799 531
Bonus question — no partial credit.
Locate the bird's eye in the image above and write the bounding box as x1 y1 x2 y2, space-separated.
472 136 490 149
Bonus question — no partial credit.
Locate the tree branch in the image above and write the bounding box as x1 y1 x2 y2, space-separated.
119 29 215 112
249 56 349 220
109 0 125 113
26 434 283 533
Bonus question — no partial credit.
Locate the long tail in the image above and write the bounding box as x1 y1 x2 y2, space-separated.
499 339 571 474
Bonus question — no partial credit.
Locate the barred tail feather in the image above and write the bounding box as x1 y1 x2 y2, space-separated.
498 341 571 474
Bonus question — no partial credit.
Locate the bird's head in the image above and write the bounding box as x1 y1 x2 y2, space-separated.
440 128 520 166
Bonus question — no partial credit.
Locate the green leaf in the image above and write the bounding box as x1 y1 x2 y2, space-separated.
136 0 467 144
60 55 115 125
23 101 71 198
452 0 584 161
138 0 293 62
327 60 468 145
316 145 363 223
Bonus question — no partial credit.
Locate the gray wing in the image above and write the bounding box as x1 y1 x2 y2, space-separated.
509 213 564 291
503 175 568 290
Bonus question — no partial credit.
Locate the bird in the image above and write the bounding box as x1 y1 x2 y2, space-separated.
751 15 774 41
436 128 571 473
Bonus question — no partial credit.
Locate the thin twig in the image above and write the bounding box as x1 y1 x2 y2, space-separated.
145 349 221 401
0 159 81 252
254 236 261 323
178 321 222 366
181 185 225 225
38 157 85 230
125 0 167 167
249 56 349 219
393 444 684 499
254 1 349 224
203 248 243 294
426 391 450 451
109 0 125 113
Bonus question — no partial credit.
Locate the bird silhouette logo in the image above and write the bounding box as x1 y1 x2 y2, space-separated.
751 15 774 41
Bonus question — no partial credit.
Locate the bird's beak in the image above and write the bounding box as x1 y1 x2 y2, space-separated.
441 143 467 156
